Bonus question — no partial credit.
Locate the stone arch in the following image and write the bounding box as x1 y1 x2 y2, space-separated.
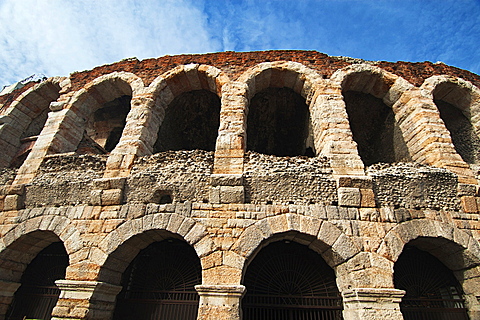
96 213 211 285
13 73 144 184
61 72 144 155
378 219 480 319
232 214 360 276
0 216 80 319
331 64 413 107
330 64 414 166
92 213 210 320
0 77 68 168
237 61 322 103
143 65 228 154
234 61 324 157
377 219 480 267
421 76 480 166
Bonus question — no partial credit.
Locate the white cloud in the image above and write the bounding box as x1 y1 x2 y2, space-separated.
0 0 219 86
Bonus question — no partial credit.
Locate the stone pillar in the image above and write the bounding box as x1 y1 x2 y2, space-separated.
0 280 21 317
53 280 122 320
195 284 246 320
310 87 365 177
342 288 405 320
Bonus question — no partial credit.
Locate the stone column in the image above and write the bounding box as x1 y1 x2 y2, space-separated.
210 82 248 204
342 288 405 320
310 87 365 177
0 280 21 317
52 280 122 320
195 284 246 320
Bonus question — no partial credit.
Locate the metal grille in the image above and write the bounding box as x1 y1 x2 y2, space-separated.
242 241 343 320
113 239 201 320
6 242 68 320
394 246 469 320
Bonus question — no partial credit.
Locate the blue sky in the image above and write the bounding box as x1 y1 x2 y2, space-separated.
0 0 479 87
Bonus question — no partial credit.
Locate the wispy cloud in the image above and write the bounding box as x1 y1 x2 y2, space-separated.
1 0 479 87
0 0 218 86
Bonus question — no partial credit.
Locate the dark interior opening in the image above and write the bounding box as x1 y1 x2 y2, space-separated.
343 90 411 166
154 90 221 153
6 242 68 320
10 104 51 168
79 95 131 154
242 240 343 320
394 245 469 320
113 239 201 320
435 99 480 164
247 87 312 157
150 189 173 204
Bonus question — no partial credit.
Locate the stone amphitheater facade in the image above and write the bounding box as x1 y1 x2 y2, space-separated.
0 50 479 320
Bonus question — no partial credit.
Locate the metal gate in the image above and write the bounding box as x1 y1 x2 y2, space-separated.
112 239 201 320
394 246 470 320
242 241 343 320
6 242 68 320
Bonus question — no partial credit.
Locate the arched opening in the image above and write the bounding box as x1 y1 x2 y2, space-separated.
10 107 50 168
242 240 343 319
78 95 131 154
8 81 63 168
6 242 68 320
394 245 469 320
153 90 220 153
247 87 313 157
112 239 202 320
433 83 480 164
343 90 410 166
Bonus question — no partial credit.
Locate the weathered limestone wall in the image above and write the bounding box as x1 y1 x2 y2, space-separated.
367 163 460 211
243 152 337 205
0 50 479 320
125 150 214 204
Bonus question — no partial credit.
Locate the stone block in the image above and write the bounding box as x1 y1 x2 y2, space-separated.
220 186 244 204
5 184 25 196
461 196 478 213
101 189 123 206
90 190 102 206
360 188 376 207
209 186 221 204
458 183 478 197
338 187 361 207
338 176 373 188
210 174 243 186
3 195 23 211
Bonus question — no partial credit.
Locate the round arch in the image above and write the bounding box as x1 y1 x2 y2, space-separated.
237 61 324 103
330 64 413 107
421 75 480 165
143 64 228 154
378 219 480 319
236 61 325 156
330 64 414 165
232 214 360 275
96 213 212 285
377 219 480 267
0 216 80 320
58 72 144 154
0 77 68 168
